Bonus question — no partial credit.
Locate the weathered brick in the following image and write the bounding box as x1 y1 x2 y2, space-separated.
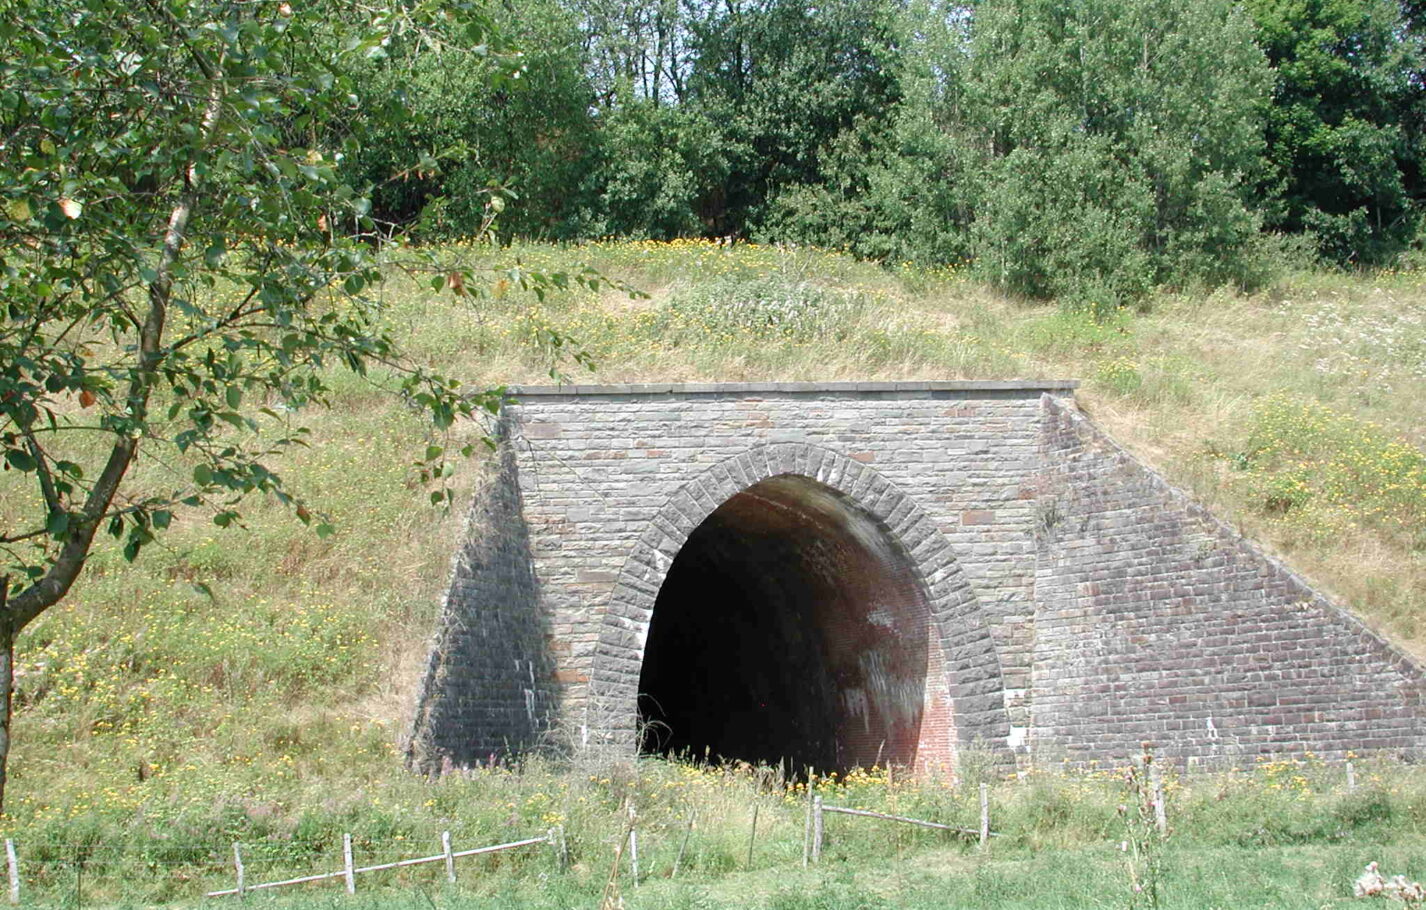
407 382 1426 775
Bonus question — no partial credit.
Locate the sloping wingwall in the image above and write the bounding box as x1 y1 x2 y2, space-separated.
407 382 1425 772
1032 396 1425 764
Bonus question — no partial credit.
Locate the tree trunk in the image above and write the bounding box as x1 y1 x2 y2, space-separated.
0 577 12 814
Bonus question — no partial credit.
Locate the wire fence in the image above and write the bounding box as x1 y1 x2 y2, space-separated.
0 829 565 905
0 758 1374 905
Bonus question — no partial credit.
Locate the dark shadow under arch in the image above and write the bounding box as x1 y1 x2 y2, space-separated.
638 475 930 772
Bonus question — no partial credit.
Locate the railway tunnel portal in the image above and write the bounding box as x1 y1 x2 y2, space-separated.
408 382 1426 774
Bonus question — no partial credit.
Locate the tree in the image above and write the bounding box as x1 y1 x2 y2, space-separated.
683 0 905 237
960 0 1274 307
589 98 731 238
759 0 976 265
351 0 605 240
0 0 603 810
1244 0 1423 264
571 0 693 106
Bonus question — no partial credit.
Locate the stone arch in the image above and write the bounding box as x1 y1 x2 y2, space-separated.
583 442 1011 771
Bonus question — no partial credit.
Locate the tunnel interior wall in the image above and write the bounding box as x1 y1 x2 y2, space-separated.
636 476 936 772
1033 396 1426 765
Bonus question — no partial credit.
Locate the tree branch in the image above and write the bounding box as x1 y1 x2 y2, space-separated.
5 72 227 633
21 428 59 516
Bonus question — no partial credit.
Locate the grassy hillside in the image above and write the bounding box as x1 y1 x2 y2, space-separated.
0 240 1422 903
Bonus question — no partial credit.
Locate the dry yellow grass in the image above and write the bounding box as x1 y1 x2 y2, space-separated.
0 241 1420 905
386 241 1424 655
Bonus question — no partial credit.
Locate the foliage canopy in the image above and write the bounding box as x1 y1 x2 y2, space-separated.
0 0 615 630
337 0 1426 302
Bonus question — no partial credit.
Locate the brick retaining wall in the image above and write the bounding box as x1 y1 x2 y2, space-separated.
406 382 1425 772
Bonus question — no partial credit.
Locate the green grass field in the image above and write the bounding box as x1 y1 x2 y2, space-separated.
0 240 1423 905
9 757 1426 906
216 841 1426 910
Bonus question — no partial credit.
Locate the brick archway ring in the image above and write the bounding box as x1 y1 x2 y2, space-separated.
582 441 1011 768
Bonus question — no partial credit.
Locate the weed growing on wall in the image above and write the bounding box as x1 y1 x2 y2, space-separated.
1119 753 1167 909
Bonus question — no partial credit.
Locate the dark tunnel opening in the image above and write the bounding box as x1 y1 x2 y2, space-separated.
637 475 933 773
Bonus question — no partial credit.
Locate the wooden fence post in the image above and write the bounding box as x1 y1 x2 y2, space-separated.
629 826 639 887
811 796 824 863
672 814 694 879
546 827 564 872
746 805 759 869
979 783 990 848
442 831 455 883
232 842 245 898
342 834 355 894
1151 764 1167 835
5 839 18 905
802 771 815 868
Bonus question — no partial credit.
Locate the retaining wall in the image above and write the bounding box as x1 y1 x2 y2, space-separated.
407 382 1426 771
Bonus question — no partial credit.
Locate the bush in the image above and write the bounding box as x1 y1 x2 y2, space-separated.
961 0 1274 309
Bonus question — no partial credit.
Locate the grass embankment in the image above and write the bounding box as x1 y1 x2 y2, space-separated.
0 240 1422 905
9 758 1426 907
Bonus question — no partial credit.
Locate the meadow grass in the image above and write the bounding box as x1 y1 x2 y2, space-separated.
5 757 1425 905
0 239 1423 905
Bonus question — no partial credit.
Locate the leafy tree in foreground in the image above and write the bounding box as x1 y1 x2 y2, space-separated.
0 0 600 810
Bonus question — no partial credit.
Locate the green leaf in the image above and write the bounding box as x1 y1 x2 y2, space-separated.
45 510 69 538
314 522 335 539
4 449 36 472
193 463 213 486
225 386 242 409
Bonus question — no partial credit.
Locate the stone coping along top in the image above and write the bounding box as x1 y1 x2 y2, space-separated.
505 379 1080 398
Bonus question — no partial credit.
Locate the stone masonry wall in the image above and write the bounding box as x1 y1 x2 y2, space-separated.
408 382 1426 771
1032 396 1426 764
407 422 556 770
